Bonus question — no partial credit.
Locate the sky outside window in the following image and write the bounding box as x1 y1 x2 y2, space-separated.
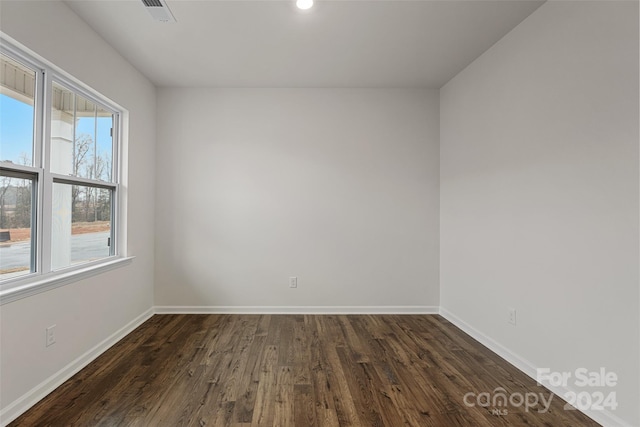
1 87 113 177
0 54 36 165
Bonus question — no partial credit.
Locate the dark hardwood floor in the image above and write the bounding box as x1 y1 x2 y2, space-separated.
10 314 599 426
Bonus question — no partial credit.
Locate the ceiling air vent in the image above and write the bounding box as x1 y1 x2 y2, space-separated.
141 0 176 23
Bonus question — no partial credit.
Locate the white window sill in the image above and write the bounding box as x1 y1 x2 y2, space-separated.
0 256 134 305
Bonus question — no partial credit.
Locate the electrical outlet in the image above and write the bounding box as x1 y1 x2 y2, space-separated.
289 277 297 288
508 308 517 326
46 325 56 347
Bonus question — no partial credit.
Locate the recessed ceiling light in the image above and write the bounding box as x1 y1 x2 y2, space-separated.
296 0 313 10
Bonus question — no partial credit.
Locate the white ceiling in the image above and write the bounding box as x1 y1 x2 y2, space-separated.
65 0 544 88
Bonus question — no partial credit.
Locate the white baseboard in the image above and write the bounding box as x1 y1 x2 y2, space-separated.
0 308 154 427
439 307 633 427
153 305 440 315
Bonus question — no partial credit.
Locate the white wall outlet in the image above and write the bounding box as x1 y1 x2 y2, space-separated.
289 277 298 288
46 325 56 347
508 308 517 326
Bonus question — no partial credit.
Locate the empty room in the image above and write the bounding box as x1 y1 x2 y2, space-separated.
0 0 638 426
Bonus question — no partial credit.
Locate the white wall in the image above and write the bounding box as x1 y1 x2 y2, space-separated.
440 2 639 425
156 88 439 310
0 0 156 419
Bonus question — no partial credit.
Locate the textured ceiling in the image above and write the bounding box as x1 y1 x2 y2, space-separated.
65 0 544 88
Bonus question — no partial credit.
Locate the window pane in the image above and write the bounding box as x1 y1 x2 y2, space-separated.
0 174 33 280
0 54 36 166
50 83 75 176
51 83 113 181
96 107 113 182
52 183 112 270
74 96 97 180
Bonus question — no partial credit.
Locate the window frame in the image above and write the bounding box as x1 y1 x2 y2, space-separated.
0 38 131 304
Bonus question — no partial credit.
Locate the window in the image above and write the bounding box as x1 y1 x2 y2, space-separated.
49 81 116 271
0 172 35 279
0 55 35 166
0 41 125 297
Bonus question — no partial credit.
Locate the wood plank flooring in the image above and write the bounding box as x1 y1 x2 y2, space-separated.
10 315 600 426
